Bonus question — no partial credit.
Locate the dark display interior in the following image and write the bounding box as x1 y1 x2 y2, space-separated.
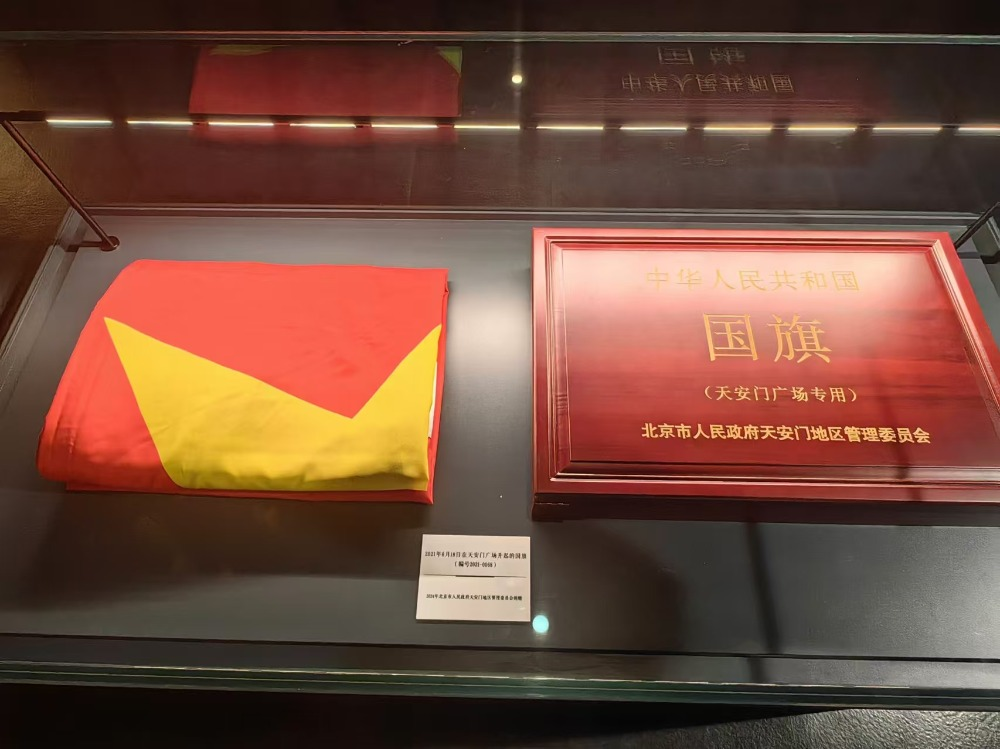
0 210 999 703
2 30 1000 704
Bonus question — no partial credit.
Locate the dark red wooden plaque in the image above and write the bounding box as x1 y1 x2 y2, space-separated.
532 228 1000 520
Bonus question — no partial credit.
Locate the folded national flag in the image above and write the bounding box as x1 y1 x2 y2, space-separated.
38 260 449 502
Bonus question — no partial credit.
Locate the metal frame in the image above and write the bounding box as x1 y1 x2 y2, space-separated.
0 119 118 251
955 202 1000 258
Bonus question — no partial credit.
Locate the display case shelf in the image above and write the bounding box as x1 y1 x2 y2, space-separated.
1 206 999 705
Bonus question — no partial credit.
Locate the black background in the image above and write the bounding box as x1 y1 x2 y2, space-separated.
1 0 999 34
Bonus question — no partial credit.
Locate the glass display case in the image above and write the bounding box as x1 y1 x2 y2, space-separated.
2 28 1000 706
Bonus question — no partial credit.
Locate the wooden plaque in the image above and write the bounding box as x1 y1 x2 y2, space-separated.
532 228 1000 520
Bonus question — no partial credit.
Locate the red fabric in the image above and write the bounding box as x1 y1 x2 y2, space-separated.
38 261 449 503
189 44 461 117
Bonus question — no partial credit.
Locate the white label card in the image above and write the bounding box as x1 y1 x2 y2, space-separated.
416 534 531 622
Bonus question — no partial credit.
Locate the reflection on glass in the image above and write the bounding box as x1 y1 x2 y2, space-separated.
207 119 274 127
959 125 1000 135
872 125 942 134
532 614 550 634
703 123 773 134
46 118 112 127
536 124 605 131
786 124 857 135
454 123 521 130
621 124 688 132
127 119 193 127
289 121 356 129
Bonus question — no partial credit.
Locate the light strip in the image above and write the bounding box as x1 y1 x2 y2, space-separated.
871 125 942 134
126 119 192 127
703 124 773 134
620 124 688 132
207 119 275 127
454 123 521 130
958 125 1000 135
536 124 605 131
46 118 113 126
371 121 440 130
787 124 857 134
289 121 357 129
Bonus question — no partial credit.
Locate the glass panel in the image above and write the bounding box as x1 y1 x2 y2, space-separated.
2 33 1000 705
2 39 999 213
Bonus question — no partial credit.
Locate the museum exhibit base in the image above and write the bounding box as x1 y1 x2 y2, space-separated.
2 206 1000 707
